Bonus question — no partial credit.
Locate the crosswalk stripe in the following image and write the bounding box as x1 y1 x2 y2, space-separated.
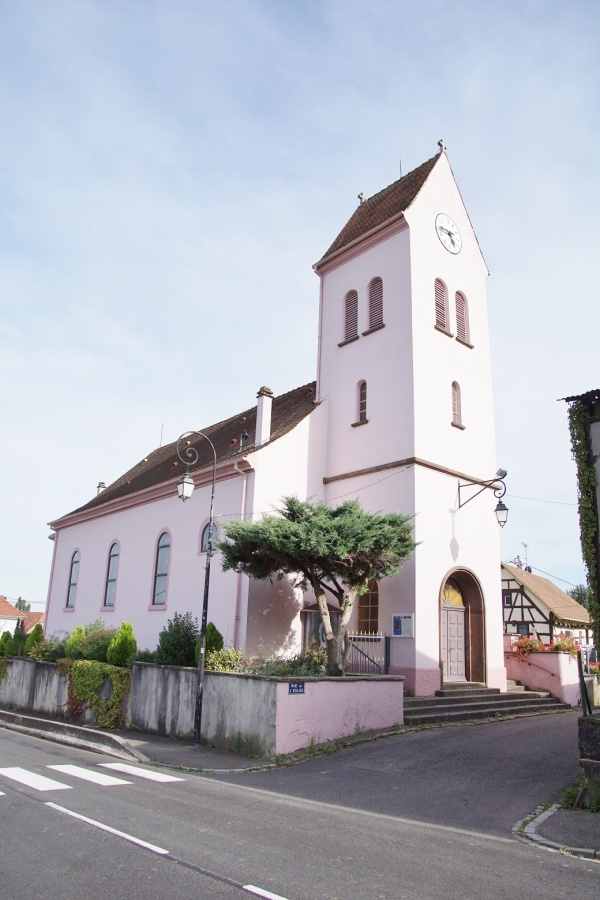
99 763 185 783
47 765 132 786
0 767 72 792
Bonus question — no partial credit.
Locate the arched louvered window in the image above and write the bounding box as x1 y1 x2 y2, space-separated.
103 543 119 608
435 279 448 330
152 532 170 606
66 551 80 608
201 522 218 553
455 292 470 343
359 580 379 633
344 290 358 341
368 277 383 329
452 381 462 427
358 380 367 423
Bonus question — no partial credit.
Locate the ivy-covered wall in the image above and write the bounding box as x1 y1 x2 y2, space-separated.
567 394 600 647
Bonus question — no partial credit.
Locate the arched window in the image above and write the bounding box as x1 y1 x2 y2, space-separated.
452 381 462 427
201 522 218 553
368 277 383 329
66 551 80 608
358 380 367 423
344 290 358 341
434 279 448 331
103 543 119 608
359 580 379 633
455 292 470 343
152 532 170 606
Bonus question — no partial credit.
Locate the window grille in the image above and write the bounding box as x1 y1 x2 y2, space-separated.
358 380 367 422
368 277 383 328
455 291 469 342
435 279 448 329
345 290 358 340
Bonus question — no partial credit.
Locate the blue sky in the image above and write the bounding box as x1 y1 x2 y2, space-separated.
1 0 598 609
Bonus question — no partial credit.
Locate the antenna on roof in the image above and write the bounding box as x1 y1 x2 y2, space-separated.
399 159 402 178
159 423 163 448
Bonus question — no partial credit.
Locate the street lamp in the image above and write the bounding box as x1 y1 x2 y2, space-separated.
457 468 509 528
176 431 217 747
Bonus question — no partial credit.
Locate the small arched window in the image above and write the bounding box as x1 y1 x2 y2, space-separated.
201 522 218 553
434 279 448 331
358 380 367 423
368 277 383 329
152 532 170 606
103 543 119 608
359 580 379 633
455 292 470 344
452 381 462 427
344 290 358 341
66 551 80 608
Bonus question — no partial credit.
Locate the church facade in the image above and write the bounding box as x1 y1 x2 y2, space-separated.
45 145 507 696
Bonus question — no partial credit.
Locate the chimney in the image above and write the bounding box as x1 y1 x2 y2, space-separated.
255 386 274 447
97 482 106 496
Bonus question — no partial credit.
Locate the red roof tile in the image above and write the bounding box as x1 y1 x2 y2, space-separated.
0 597 21 619
318 153 441 263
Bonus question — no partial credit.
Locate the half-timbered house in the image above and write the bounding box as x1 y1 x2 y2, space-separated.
501 563 591 644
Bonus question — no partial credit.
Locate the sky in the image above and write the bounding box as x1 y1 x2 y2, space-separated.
1 0 598 610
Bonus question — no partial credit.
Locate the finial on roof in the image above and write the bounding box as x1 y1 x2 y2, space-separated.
438 139 446 153
358 192 365 204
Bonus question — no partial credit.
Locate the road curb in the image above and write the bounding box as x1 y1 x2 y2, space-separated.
0 709 149 763
513 804 599 860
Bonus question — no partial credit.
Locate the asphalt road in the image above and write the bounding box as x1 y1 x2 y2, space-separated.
0 713 597 900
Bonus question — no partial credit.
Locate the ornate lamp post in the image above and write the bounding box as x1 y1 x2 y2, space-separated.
458 468 509 527
176 431 217 747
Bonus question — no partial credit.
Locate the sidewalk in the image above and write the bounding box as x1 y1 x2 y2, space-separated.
1 707 599 859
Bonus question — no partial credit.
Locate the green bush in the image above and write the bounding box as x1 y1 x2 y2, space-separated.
65 621 117 663
106 622 137 668
2 638 18 659
248 648 328 677
25 624 44 656
205 648 246 672
28 630 68 662
155 612 199 667
134 649 156 663
194 621 224 664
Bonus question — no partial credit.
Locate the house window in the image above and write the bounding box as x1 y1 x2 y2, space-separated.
103 543 119 608
66 551 80 608
517 624 529 637
503 592 512 608
434 279 448 330
368 277 383 329
152 532 170 606
344 290 358 341
358 580 379 633
201 522 218 553
455 292 470 343
451 381 462 427
357 380 367 423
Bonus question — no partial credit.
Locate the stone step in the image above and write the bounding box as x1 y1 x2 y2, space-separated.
403 700 570 725
434 688 501 698
403 692 553 712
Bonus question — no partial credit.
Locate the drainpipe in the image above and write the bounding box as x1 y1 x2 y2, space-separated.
232 462 249 649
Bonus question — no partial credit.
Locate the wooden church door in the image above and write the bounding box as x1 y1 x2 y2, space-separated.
441 580 466 682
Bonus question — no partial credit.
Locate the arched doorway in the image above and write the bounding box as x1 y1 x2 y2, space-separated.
440 570 486 685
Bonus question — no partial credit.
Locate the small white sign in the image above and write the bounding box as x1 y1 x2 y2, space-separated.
392 613 414 638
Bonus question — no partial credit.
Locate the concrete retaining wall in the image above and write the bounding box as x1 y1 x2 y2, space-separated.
0 658 405 756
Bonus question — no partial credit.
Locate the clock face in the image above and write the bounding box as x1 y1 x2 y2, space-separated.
435 213 462 254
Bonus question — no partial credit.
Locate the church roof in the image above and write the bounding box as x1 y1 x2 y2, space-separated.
502 563 590 627
64 381 318 518
318 152 441 263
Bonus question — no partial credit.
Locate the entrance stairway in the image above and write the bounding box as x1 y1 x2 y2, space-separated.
402 681 571 726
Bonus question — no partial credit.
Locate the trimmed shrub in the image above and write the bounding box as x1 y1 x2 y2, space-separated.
65 625 85 659
25 624 44 657
194 621 224 664
205 648 246 672
107 622 137 668
155 612 199 667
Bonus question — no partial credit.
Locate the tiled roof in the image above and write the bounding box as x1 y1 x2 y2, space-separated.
561 389 600 405
318 153 441 263
502 564 591 627
0 597 21 619
21 611 44 634
65 382 318 517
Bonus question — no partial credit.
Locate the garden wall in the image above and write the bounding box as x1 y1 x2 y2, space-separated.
503 637 580 706
0 658 405 756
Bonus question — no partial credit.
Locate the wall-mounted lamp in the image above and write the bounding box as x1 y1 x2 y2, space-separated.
458 468 509 528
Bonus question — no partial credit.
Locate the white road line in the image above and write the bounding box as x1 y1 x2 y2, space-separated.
0 767 72 792
45 802 169 855
243 887 290 900
47 765 132 786
99 763 185 783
